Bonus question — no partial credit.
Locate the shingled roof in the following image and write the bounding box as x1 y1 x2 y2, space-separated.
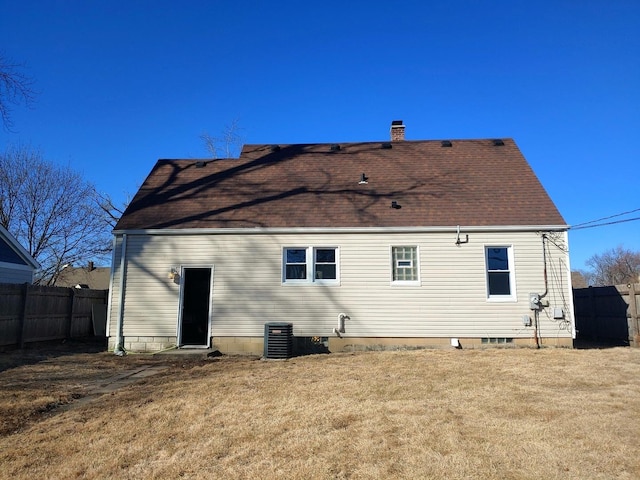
115 138 566 231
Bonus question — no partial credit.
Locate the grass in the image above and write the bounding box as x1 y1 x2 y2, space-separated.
1 345 639 479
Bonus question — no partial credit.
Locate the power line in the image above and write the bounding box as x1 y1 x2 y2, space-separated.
571 207 640 228
571 216 640 231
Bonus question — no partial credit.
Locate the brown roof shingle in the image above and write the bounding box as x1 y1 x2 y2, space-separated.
115 139 566 231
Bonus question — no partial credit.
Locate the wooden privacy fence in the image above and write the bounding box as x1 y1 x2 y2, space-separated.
0 283 108 347
573 283 640 347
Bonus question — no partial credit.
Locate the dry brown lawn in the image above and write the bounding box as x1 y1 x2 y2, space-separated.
1 344 639 479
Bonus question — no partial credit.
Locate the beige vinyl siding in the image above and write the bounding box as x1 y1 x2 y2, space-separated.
108 230 573 342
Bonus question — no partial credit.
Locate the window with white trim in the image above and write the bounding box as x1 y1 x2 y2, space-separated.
284 248 307 280
485 246 515 300
283 247 339 284
391 246 419 284
314 248 337 280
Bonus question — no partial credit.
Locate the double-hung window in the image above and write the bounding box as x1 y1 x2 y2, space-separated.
284 248 307 280
391 246 420 285
314 248 337 280
485 246 516 301
283 247 339 285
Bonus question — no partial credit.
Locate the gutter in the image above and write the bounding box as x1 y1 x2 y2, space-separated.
113 225 570 236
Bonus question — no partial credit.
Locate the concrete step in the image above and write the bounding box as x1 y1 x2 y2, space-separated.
152 348 221 360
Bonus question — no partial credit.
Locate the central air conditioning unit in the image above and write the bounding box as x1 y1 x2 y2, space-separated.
264 322 293 359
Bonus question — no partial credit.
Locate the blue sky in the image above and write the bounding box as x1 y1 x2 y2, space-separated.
1 0 638 270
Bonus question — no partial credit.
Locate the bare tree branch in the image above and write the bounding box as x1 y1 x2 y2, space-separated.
93 190 130 229
200 119 244 158
585 245 640 286
0 53 36 131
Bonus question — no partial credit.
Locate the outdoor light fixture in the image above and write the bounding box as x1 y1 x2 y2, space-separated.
391 201 401 209
168 267 179 279
359 173 368 184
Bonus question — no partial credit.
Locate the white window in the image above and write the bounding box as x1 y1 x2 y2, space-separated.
284 248 307 281
314 248 337 280
485 246 516 301
283 247 339 285
391 246 420 285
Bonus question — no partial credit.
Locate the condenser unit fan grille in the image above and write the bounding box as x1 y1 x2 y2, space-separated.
264 322 293 359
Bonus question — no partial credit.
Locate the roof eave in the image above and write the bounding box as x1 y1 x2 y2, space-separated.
0 225 41 269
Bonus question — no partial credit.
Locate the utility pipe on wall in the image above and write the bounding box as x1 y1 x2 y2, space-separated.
539 234 549 301
533 233 551 349
333 312 349 337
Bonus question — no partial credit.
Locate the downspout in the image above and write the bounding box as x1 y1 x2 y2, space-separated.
105 235 117 343
114 233 128 356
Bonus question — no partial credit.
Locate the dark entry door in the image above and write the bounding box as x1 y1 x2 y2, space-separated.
179 267 212 347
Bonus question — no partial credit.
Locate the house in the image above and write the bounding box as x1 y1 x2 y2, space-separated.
107 121 576 354
0 224 40 284
55 261 111 290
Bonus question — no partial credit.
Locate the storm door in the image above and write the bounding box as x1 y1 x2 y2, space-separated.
178 267 212 347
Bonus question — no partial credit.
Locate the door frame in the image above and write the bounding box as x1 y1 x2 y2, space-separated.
176 264 214 348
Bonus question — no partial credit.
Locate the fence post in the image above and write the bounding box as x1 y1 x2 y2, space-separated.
628 283 639 347
588 287 598 342
67 288 76 339
18 283 29 348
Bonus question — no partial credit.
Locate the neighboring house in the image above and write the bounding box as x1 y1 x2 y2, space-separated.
0 224 40 284
107 121 576 354
56 262 111 290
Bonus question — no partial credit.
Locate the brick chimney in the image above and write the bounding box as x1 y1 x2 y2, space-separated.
390 120 405 141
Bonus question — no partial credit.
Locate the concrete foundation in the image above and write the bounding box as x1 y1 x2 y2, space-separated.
108 335 573 354
108 336 178 353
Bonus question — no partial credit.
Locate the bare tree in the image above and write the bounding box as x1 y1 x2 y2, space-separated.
94 190 131 229
571 270 590 289
0 53 36 131
585 245 640 286
200 119 244 158
0 144 112 285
